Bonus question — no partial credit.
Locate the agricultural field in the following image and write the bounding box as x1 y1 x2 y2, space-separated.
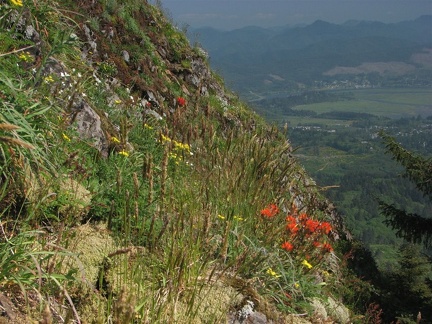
291 87 432 121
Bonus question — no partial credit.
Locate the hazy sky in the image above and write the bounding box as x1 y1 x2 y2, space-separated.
160 0 432 30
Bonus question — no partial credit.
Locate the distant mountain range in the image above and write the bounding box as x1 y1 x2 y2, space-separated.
190 16 432 97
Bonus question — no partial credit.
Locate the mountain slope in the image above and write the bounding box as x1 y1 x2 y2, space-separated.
0 0 376 322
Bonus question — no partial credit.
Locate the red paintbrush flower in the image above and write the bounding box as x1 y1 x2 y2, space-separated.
260 204 279 218
177 96 186 107
286 222 299 234
313 241 321 248
305 219 320 233
319 222 332 235
322 243 333 252
281 241 294 252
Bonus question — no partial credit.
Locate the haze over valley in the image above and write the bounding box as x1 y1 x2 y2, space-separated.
191 15 432 100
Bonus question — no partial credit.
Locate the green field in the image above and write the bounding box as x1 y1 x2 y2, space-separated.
287 116 352 127
292 87 432 119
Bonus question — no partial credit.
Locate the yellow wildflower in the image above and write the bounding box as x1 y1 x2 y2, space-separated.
233 215 244 221
44 75 54 83
161 134 171 143
173 140 181 148
144 123 153 130
62 133 71 142
266 268 280 278
114 99 122 104
110 136 121 143
173 140 190 152
183 143 191 151
321 270 330 277
18 52 32 62
301 260 313 269
10 0 23 6
217 214 225 220
118 150 129 157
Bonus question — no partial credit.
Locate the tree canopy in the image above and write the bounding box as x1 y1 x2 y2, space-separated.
378 130 432 248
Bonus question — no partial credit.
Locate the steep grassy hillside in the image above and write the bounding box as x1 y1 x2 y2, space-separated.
0 0 376 322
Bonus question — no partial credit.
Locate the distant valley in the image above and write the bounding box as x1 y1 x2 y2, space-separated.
190 16 432 99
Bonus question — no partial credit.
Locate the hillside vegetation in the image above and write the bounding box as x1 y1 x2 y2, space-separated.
0 0 377 323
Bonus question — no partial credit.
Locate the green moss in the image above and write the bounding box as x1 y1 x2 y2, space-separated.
66 224 116 284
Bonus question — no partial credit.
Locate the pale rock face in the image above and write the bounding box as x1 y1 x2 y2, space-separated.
227 300 271 324
25 25 40 44
326 297 351 324
121 50 130 63
73 100 109 157
33 54 110 157
311 297 328 322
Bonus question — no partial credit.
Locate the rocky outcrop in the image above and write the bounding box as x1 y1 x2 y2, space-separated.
71 98 110 157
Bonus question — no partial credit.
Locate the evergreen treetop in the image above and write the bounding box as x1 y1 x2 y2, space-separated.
379 130 432 248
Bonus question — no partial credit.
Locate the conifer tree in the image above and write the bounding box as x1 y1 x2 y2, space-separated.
378 130 432 248
386 243 432 321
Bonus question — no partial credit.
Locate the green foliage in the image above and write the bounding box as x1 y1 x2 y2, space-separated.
0 227 78 311
259 250 331 315
379 130 432 199
97 61 118 77
380 203 432 247
87 140 161 246
378 130 432 248
380 243 432 321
